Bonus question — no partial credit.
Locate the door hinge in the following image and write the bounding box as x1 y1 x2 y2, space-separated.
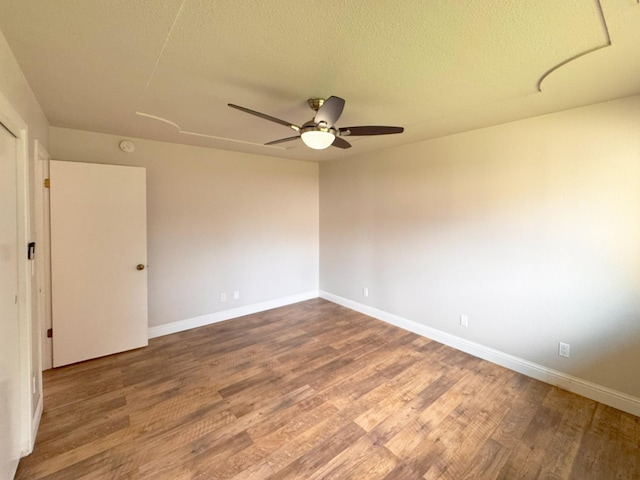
44 178 50 188
47 328 53 338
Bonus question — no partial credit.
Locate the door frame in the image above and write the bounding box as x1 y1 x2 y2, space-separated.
34 140 52 371
0 89 38 458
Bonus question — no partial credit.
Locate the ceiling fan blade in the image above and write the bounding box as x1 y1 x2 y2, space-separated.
339 126 404 136
228 103 300 132
332 136 352 149
314 96 345 127
265 135 300 146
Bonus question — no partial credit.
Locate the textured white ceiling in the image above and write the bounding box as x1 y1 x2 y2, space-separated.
1 0 639 161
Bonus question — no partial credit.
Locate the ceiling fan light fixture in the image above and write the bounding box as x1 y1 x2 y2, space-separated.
300 127 335 150
228 96 403 151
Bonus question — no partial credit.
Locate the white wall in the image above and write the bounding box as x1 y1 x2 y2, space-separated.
0 35 49 147
50 128 319 329
320 95 640 399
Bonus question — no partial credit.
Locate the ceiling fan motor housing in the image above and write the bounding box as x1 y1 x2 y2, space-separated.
301 120 336 136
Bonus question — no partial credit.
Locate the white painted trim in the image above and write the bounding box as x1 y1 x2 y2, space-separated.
0 89 36 456
320 291 640 418
148 290 320 339
31 393 43 451
17 127 34 456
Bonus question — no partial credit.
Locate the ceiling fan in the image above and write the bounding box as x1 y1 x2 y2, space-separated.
228 96 403 150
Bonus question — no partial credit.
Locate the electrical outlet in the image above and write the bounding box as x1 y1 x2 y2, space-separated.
559 342 570 358
220 292 227 302
460 314 469 327
363 287 369 297
233 290 240 300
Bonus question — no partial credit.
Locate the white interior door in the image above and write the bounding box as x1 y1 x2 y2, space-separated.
50 161 148 367
0 122 21 480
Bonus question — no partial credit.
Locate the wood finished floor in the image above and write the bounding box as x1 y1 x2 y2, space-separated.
17 298 640 479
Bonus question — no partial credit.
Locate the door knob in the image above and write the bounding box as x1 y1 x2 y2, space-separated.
136 264 145 271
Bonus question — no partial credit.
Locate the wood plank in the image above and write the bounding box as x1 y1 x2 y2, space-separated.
535 388 596 479
198 401 340 479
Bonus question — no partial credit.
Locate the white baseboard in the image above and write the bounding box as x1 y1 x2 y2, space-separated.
30 393 43 451
320 290 640 418
20 392 43 458
148 290 319 339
